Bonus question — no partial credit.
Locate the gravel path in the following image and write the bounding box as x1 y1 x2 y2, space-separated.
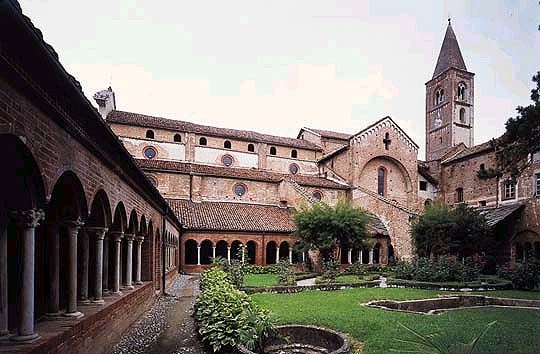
107 275 205 354
297 277 317 286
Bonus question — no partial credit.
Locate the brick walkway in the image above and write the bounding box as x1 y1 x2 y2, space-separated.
108 275 206 354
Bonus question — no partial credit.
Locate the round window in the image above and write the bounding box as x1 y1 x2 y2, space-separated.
143 146 157 159
289 163 299 175
222 155 233 167
234 184 246 196
312 191 322 201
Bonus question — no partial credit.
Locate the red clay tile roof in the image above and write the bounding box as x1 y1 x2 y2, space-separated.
136 159 350 189
441 141 495 164
168 199 389 236
304 127 351 141
417 163 439 185
168 199 296 233
108 110 322 151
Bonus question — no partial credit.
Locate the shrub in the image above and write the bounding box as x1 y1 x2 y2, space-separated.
497 261 540 290
276 259 296 286
320 257 339 283
195 267 276 352
393 257 481 283
343 262 365 277
244 265 279 274
211 256 245 288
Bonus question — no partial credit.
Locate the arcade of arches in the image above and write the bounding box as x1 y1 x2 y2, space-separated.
181 234 393 272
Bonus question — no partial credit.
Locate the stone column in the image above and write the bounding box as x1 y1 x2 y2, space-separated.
87 227 107 304
63 220 84 318
302 252 306 263
358 250 362 264
212 246 216 259
46 224 61 318
0 224 8 337
78 229 90 304
241 244 245 264
197 246 201 266
288 248 293 264
124 234 134 290
227 247 231 264
135 236 144 285
110 231 123 295
103 233 110 293
275 248 280 263
348 249 352 264
369 249 374 265
10 209 44 342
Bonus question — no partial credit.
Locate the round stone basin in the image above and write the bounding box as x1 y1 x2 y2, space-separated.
237 325 351 354
366 295 540 315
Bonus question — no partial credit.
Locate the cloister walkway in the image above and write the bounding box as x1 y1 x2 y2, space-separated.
108 275 205 354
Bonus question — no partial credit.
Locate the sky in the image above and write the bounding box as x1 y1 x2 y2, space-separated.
20 0 540 159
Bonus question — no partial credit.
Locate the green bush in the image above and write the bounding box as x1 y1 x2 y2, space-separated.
195 267 276 352
276 259 296 286
393 257 480 283
343 262 365 277
244 265 279 274
211 256 245 288
320 257 339 283
497 261 540 290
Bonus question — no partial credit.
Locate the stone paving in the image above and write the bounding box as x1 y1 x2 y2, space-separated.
108 275 206 354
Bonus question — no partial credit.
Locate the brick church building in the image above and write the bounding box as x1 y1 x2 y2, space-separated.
0 0 539 353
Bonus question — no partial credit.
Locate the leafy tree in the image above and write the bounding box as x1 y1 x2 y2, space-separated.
412 202 490 258
293 199 369 261
496 71 540 177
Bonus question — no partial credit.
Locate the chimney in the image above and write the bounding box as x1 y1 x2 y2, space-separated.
93 86 116 119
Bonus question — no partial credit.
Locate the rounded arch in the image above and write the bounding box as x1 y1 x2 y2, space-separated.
173 133 181 142
215 240 228 259
111 202 128 232
359 155 414 195
48 171 88 222
224 140 232 149
127 209 139 235
0 134 46 220
266 241 277 264
199 137 207 146
278 241 290 261
231 240 242 261
184 239 197 265
88 189 112 227
139 215 147 236
200 239 213 264
146 130 154 139
246 241 257 264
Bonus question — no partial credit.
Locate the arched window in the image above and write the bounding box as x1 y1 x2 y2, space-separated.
457 82 466 100
247 143 255 152
173 133 181 142
146 130 154 139
459 108 466 123
456 187 464 203
199 137 207 145
270 146 277 155
291 149 298 158
377 167 386 196
435 88 444 105
224 140 231 149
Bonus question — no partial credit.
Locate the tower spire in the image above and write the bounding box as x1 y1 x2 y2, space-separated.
432 20 467 78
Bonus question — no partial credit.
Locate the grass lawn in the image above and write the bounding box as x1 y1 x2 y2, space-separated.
252 288 540 354
243 274 279 287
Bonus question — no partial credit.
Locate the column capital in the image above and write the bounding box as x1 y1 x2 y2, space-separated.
84 227 108 240
10 209 44 228
124 233 135 241
63 219 84 230
109 231 124 241
136 234 145 242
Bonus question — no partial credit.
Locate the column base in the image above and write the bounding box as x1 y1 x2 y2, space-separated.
112 291 123 296
78 299 91 305
10 333 40 343
124 285 134 290
135 281 143 285
0 330 10 339
63 311 84 319
91 299 105 305
45 312 65 320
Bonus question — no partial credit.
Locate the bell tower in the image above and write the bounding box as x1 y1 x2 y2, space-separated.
425 20 474 162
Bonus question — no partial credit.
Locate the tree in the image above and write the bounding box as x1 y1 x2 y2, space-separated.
411 202 490 258
496 71 540 177
293 199 369 261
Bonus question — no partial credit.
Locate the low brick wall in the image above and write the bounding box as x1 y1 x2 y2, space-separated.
25 283 156 354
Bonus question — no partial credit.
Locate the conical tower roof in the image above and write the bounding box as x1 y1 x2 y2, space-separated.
432 20 467 78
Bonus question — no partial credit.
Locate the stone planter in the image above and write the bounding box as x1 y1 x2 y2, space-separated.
237 324 351 354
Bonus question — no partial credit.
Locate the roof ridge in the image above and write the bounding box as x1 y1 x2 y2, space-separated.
432 21 467 78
